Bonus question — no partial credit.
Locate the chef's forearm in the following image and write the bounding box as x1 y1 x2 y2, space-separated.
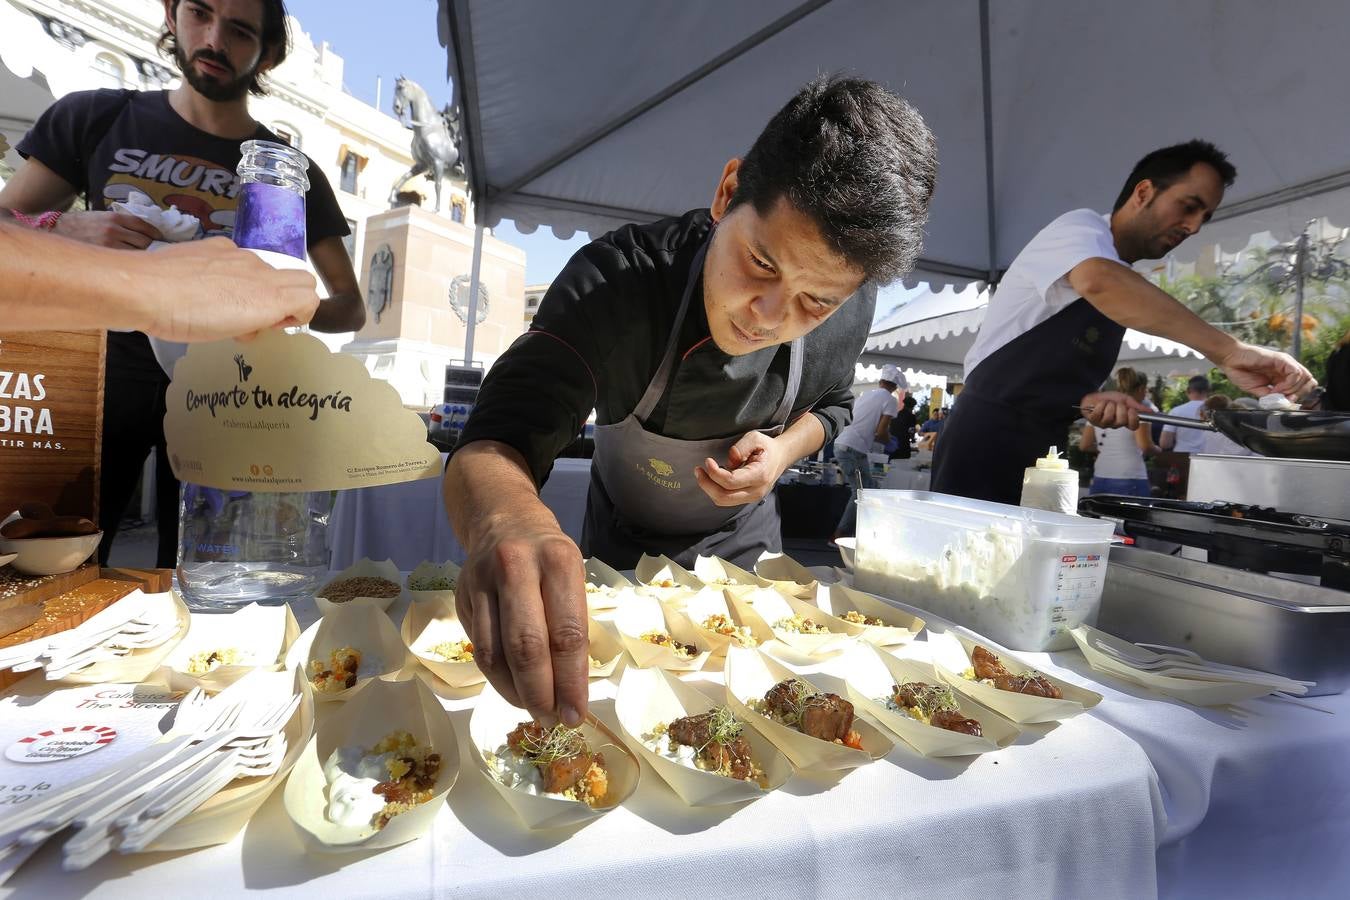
1070 259 1240 362
443 440 563 549
1 223 146 331
774 413 827 465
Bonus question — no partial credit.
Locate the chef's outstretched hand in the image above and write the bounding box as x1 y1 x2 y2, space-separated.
454 519 589 728
1080 391 1149 430
695 430 787 507
1212 341 1317 400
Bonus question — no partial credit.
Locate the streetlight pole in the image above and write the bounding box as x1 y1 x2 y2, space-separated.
1291 225 1310 362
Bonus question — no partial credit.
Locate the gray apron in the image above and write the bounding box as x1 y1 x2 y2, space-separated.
583 242 804 571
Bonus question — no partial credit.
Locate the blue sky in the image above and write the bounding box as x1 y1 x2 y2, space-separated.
282 0 922 317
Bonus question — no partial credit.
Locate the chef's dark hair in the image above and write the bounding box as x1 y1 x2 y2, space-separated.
1112 140 1236 213
729 76 937 284
159 0 291 97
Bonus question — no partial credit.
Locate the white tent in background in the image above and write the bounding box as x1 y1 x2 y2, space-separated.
436 0 1350 352
859 283 1211 381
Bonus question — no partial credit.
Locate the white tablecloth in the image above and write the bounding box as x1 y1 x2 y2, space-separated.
328 457 594 570
879 450 932 492
3 592 1165 900
7 587 1346 898
1035 651 1350 900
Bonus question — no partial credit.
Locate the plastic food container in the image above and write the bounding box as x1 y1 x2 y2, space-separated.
854 491 1114 651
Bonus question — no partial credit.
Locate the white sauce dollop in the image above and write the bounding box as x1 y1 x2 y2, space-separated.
322 745 395 829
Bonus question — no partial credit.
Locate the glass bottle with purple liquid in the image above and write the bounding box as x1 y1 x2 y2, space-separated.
177 140 333 610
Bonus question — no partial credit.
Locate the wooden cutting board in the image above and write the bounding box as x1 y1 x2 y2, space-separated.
0 568 172 690
0 562 100 613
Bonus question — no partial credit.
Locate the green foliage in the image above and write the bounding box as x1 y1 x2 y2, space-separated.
1152 228 1350 404
1156 229 1350 360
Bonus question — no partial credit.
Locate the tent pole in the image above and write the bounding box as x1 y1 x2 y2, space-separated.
1292 226 1309 362
979 0 997 287
464 221 485 366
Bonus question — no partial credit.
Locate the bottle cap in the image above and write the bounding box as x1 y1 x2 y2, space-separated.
1034 446 1070 471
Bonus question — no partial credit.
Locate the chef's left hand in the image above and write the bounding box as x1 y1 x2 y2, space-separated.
695 431 786 507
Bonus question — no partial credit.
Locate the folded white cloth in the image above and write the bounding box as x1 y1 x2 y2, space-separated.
111 194 200 244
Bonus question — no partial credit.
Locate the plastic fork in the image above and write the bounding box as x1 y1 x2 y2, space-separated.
0 688 208 846
1091 639 1311 691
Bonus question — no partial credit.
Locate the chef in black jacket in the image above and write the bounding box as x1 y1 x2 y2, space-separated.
444 77 937 724
932 140 1317 505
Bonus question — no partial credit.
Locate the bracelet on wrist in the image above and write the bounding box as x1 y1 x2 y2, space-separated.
11 210 62 231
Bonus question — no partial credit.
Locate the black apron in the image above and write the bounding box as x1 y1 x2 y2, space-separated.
931 298 1125 504
583 242 804 570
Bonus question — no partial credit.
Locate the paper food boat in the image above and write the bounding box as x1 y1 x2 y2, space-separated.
928 630 1101 724
614 666 791 806
283 675 459 852
692 555 772 601
612 593 710 672
753 552 822 600
727 587 857 661
469 683 640 830
315 558 405 616
680 589 760 656
634 554 704 604
160 603 300 693
585 618 624 679
584 558 636 612
817 584 925 648
1068 625 1288 707
400 595 485 690
405 559 461 606
723 645 890 771
149 667 314 852
57 590 190 685
845 644 1020 756
285 603 409 702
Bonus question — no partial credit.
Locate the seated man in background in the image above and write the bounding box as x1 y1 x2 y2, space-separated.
917 407 945 451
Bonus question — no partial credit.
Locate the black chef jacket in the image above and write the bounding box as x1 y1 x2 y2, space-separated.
455 209 874 487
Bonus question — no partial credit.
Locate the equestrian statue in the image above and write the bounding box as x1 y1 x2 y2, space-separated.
389 76 464 213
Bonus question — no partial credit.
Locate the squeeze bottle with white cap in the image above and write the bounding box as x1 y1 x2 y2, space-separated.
1019 446 1078 516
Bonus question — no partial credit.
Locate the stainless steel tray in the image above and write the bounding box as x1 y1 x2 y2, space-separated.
1096 546 1350 695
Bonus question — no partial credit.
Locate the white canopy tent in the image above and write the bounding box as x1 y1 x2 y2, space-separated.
859 284 1211 381
436 0 1350 352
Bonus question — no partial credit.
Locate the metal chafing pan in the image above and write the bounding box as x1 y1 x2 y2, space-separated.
1095 545 1350 695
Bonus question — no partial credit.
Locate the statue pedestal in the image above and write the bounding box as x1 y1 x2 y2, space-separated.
342 205 526 408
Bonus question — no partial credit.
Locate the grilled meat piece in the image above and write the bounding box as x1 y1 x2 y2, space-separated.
930 709 983 737
798 694 855 742
668 711 712 748
972 645 1061 699
541 750 600 794
507 721 547 755
762 679 808 720
667 711 756 780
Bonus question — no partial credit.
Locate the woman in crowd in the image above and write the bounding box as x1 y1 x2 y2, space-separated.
1080 366 1158 496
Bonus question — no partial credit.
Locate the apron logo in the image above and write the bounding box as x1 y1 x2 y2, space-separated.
1073 326 1102 356
636 459 681 490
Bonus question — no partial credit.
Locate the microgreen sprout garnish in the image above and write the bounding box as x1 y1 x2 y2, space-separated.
894 681 960 717
519 724 588 765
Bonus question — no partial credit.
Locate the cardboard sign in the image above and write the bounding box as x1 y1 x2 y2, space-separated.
163 329 440 492
0 331 104 521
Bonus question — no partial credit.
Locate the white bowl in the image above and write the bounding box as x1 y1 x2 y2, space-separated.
0 531 101 576
835 537 856 570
